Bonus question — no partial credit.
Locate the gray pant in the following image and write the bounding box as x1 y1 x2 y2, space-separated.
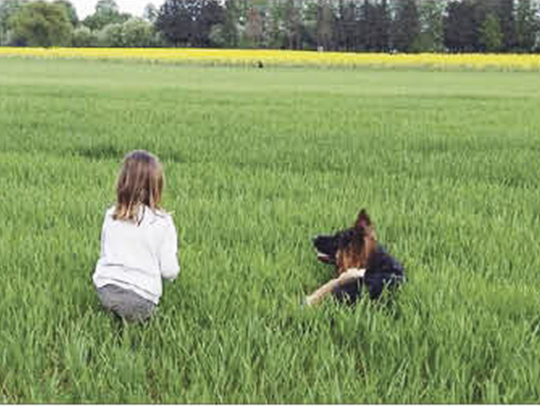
96 284 156 322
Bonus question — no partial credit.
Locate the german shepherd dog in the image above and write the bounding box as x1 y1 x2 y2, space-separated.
306 209 405 306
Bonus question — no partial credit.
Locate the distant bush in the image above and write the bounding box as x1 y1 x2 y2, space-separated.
121 18 154 48
72 26 98 47
97 22 123 47
94 18 161 48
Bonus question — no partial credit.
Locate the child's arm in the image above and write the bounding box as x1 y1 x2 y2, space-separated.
305 268 366 306
97 210 111 260
159 216 181 280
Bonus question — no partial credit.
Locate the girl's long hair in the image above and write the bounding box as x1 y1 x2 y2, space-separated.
113 150 164 222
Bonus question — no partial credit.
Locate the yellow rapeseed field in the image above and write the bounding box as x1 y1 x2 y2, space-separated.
2 47 540 71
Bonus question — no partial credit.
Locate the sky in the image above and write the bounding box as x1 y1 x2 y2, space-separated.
68 0 165 19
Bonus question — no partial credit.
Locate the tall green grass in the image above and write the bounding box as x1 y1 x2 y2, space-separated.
1 58 540 403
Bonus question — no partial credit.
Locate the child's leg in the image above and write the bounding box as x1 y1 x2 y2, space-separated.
96 284 156 322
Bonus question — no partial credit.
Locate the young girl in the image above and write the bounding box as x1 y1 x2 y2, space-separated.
93 150 180 322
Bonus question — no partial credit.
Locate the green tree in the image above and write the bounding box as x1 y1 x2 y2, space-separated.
0 0 26 44
221 0 239 48
156 0 197 46
96 0 118 14
444 0 476 52
415 0 446 52
301 0 318 49
317 0 336 51
266 0 286 48
264 0 301 50
156 0 225 47
496 0 516 51
479 12 503 52
335 0 354 51
243 5 264 48
359 0 379 52
208 23 226 47
336 0 358 51
9 0 72 46
515 0 537 52
284 0 302 50
392 0 420 52
372 0 391 52
83 0 130 31
53 0 78 26
197 0 225 47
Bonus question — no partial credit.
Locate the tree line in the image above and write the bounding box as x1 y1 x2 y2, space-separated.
1 0 540 53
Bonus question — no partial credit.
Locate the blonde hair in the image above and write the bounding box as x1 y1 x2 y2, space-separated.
113 150 164 222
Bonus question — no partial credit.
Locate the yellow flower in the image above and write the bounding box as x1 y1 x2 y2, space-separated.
1 47 540 71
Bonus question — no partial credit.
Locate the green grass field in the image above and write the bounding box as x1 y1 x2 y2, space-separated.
1 58 540 403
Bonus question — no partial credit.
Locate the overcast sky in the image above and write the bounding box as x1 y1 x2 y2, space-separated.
69 0 165 19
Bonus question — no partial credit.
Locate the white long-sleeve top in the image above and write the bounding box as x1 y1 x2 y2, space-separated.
93 206 180 305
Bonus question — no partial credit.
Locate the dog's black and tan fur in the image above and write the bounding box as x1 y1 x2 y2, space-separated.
306 209 405 306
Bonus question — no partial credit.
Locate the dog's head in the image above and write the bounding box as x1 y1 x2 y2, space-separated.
313 209 378 274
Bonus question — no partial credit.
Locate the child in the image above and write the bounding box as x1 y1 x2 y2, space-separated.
93 150 180 322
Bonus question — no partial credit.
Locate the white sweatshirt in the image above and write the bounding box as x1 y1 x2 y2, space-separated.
93 206 180 304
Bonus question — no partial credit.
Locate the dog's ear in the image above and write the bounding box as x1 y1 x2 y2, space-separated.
355 209 373 231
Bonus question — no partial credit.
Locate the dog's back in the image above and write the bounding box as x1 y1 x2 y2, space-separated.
332 245 405 304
